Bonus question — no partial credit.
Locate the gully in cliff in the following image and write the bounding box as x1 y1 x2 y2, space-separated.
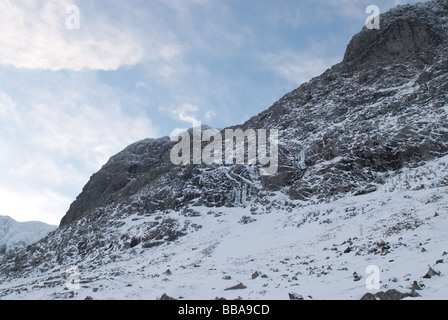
170 122 279 176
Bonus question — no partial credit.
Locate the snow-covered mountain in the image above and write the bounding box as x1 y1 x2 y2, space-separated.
0 0 447 300
0 216 56 259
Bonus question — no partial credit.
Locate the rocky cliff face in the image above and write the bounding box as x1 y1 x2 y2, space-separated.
60 0 448 227
245 0 448 201
1 0 448 300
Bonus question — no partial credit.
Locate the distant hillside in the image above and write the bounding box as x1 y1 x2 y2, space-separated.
0 216 56 258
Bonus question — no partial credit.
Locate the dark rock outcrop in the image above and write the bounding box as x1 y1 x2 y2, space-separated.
288 293 305 300
360 293 377 300
374 289 412 301
423 267 441 279
158 293 177 300
225 283 247 291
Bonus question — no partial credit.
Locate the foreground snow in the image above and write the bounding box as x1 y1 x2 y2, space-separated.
1 156 447 300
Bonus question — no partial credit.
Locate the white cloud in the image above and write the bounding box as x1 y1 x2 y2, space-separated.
0 83 159 224
2 84 159 167
204 111 216 120
162 102 218 125
162 103 200 124
25 102 157 169
0 0 181 71
0 186 70 225
261 49 339 85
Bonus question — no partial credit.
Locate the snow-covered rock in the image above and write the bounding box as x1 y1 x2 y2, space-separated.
0 216 56 258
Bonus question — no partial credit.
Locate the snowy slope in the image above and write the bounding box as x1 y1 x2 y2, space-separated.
0 155 447 300
0 216 56 258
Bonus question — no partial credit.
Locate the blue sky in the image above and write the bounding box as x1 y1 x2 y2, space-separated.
0 0 428 225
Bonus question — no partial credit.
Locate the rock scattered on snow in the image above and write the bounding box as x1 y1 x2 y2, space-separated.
423 267 441 279
225 283 247 291
288 293 304 300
